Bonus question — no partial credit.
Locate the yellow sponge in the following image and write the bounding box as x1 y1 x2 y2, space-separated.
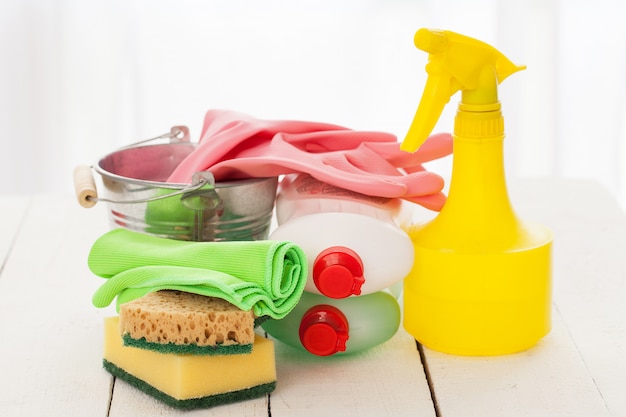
103 316 277 410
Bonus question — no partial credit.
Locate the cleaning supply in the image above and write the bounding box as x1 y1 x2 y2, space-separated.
166 109 453 210
270 173 414 298
103 316 277 410
401 28 553 355
119 290 255 355
262 290 401 356
88 229 307 319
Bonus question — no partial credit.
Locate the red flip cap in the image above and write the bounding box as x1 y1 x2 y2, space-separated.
299 305 350 356
312 246 365 299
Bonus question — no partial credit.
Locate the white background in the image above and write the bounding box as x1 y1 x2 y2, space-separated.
2 0 626 209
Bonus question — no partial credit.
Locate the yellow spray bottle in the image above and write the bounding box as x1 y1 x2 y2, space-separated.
401 29 553 355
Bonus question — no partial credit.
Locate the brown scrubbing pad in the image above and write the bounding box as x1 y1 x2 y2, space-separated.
119 290 255 355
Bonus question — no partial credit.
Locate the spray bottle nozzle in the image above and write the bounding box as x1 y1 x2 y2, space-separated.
414 29 447 54
400 29 526 153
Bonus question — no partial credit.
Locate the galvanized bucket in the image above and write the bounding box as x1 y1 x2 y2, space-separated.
76 126 278 242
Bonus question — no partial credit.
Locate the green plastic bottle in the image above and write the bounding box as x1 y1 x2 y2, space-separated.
261 290 401 356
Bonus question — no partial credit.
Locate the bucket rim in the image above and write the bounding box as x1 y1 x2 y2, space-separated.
94 140 278 189
93 162 277 190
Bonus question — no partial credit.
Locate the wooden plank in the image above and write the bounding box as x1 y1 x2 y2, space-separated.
0 195 112 417
511 179 625 417
0 196 29 269
421 307 611 417
1 179 622 416
108 375 270 417
270 328 437 417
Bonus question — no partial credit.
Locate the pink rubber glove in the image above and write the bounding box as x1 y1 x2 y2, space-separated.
168 110 452 210
168 109 357 179
207 132 451 210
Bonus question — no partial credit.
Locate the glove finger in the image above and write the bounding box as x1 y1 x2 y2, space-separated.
342 144 402 176
401 164 426 174
280 130 396 153
336 145 446 196
410 132 453 161
322 153 446 197
199 110 348 142
399 170 446 196
362 133 452 169
325 152 446 208
402 192 447 211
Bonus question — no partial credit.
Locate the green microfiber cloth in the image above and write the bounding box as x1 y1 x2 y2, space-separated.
103 359 276 410
122 335 253 355
89 229 307 319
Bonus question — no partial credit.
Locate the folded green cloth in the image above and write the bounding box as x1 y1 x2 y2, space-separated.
88 229 307 319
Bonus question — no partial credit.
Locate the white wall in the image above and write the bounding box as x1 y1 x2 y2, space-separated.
2 0 625 209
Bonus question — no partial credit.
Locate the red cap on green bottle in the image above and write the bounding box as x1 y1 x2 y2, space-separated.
299 305 349 356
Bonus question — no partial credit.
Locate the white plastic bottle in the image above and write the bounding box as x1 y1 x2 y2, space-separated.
269 173 414 298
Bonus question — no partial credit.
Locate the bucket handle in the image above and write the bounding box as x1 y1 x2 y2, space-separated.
73 125 204 208
73 166 217 209
119 125 190 148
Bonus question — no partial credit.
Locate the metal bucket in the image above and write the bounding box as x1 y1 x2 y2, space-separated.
88 126 278 242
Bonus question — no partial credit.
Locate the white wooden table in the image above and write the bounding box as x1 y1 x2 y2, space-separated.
0 179 624 417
